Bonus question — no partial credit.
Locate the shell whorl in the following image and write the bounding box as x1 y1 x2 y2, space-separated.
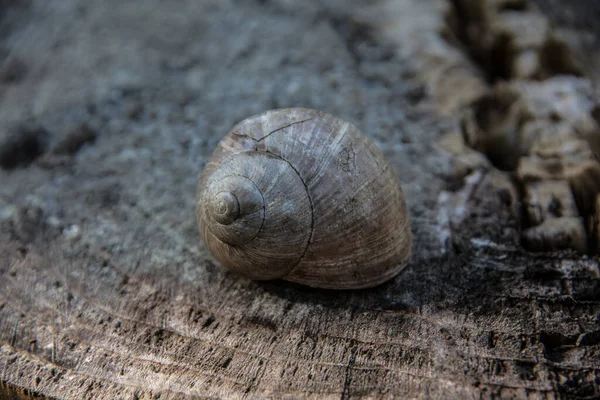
203 175 264 246
211 192 240 225
197 151 312 280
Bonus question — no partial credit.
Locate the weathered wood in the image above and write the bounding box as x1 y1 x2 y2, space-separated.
0 0 599 399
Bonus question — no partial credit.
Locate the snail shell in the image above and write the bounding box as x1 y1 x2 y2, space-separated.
196 108 412 289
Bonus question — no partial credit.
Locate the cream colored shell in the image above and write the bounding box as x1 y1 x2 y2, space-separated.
196 108 412 289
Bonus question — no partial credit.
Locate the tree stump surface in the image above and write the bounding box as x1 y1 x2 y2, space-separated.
0 0 598 399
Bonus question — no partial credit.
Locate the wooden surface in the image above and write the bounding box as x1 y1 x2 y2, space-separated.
0 0 599 399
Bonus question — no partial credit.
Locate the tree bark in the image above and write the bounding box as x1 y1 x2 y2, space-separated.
0 0 598 399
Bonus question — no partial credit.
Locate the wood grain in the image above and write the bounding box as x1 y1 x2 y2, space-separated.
0 0 598 399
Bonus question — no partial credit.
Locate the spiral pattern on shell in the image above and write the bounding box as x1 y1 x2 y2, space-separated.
196 108 412 289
